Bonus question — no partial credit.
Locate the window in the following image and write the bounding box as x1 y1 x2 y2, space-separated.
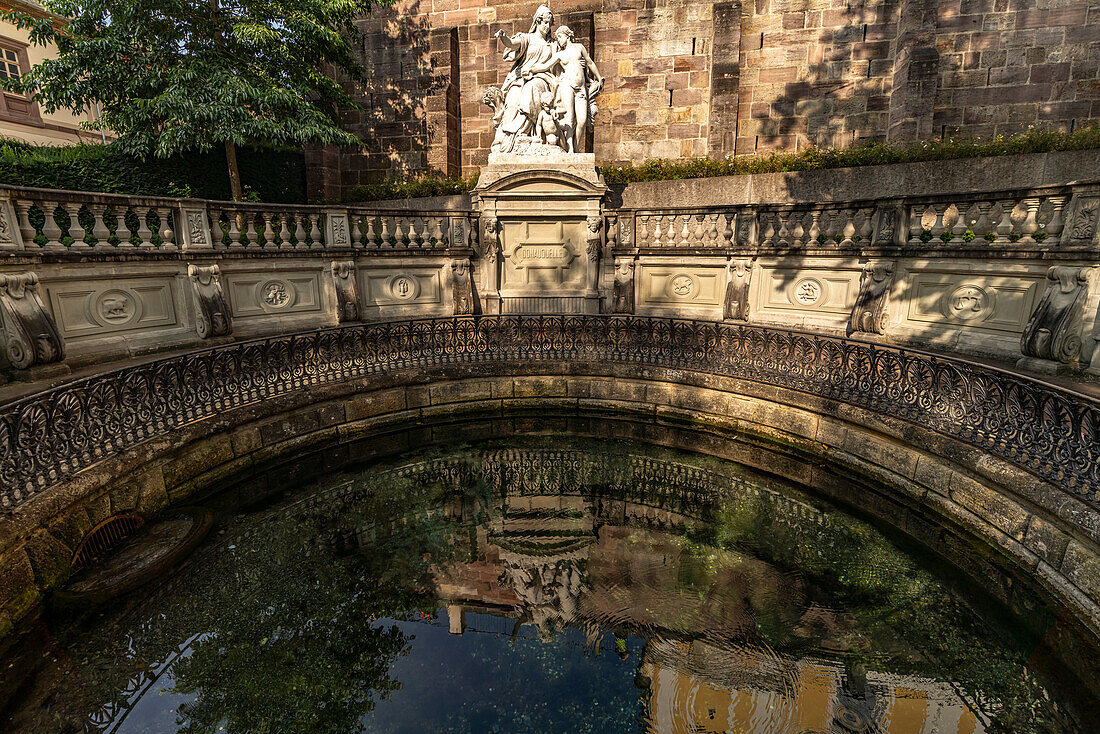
0 48 20 80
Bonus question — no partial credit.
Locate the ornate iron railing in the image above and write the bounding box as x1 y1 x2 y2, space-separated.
2 315 1097 510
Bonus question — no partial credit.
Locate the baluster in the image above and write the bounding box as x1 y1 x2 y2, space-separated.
244 213 259 249
790 211 805 245
776 211 790 245
973 202 992 242
1019 197 1040 243
436 216 449 246
309 214 323 248
637 215 650 246
290 214 306 249
821 211 837 244
807 210 822 244
410 217 424 246
1046 196 1067 243
90 204 111 249
760 213 775 246
693 214 705 245
994 200 1014 242
651 216 663 247
40 201 64 250
721 211 734 247
678 214 690 247
159 208 176 250
278 214 291 249
380 216 393 246
858 207 874 243
908 205 925 243
136 207 153 249
364 216 377 247
840 210 856 247
65 203 87 249
115 206 133 248
13 201 36 247
944 204 964 245
928 204 946 243
226 210 243 249
262 213 275 248
706 214 719 246
393 216 406 247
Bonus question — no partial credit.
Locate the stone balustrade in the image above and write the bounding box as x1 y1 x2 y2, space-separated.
0 185 473 253
607 181 1100 376
613 184 1092 253
0 176 1098 376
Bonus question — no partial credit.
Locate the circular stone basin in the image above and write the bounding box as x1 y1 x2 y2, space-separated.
56 507 213 607
5 439 1098 733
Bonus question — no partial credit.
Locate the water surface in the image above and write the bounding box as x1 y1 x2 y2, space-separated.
2 438 1093 733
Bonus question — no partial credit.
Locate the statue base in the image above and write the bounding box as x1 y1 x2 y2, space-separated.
474 139 604 191
473 153 608 315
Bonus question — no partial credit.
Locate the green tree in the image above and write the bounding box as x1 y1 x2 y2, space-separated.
2 0 379 200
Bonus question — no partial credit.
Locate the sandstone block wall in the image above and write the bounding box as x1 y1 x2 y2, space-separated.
306 0 1100 201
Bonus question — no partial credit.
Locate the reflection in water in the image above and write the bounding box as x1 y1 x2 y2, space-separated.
1 439 1092 733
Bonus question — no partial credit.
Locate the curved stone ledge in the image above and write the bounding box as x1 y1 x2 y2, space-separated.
1 355 1099 658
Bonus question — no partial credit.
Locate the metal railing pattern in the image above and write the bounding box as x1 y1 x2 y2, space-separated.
2 315 1096 511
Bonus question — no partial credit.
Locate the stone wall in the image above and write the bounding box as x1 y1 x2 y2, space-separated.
315 0 1100 196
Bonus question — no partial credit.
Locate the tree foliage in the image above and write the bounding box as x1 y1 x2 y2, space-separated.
1 0 379 182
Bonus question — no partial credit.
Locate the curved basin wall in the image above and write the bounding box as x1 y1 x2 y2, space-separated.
0 316 1098 656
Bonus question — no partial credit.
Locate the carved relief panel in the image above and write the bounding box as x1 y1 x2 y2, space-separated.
361 267 444 309
499 219 588 295
754 264 862 319
225 272 323 317
46 279 178 338
635 264 725 318
902 272 1042 334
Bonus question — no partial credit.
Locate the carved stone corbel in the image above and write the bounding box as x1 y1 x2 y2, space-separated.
612 258 635 314
723 258 753 322
451 258 475 315
187 264 232 338
330 260 360 322
0 272 64 368
1020 266 1093 365
848 260 896 335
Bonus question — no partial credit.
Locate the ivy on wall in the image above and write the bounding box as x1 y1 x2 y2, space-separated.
0 141 306 203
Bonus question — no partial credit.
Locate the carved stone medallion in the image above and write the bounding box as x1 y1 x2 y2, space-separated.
262 280 292 308
668 273 699 300
389 275 419 301
96 290 136 325
945 284 993 321
793 278 823 305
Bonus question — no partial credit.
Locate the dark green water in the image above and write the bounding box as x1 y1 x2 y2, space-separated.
2 438 1095 733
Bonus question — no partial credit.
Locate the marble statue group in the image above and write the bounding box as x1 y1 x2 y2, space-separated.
484 4 604 154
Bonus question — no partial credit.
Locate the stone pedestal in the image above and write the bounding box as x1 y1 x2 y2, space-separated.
473 152 607 314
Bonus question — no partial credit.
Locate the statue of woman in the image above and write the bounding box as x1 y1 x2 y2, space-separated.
490 5 557 153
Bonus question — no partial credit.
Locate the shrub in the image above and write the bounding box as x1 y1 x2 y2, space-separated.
345 176 477 203
599 124 1100 184
0 140 306 202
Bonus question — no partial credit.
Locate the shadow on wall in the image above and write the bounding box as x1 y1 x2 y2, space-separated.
752 2 889 152
307 1 447 201
358 2 452 182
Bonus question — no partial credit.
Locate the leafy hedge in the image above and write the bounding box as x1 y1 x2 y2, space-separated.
600 124 1100 184
345 125 1100 200
0 140 306 203
345 176 476 203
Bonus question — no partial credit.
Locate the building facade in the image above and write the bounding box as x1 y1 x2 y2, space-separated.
306 0 1100 201
0 0 106 146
